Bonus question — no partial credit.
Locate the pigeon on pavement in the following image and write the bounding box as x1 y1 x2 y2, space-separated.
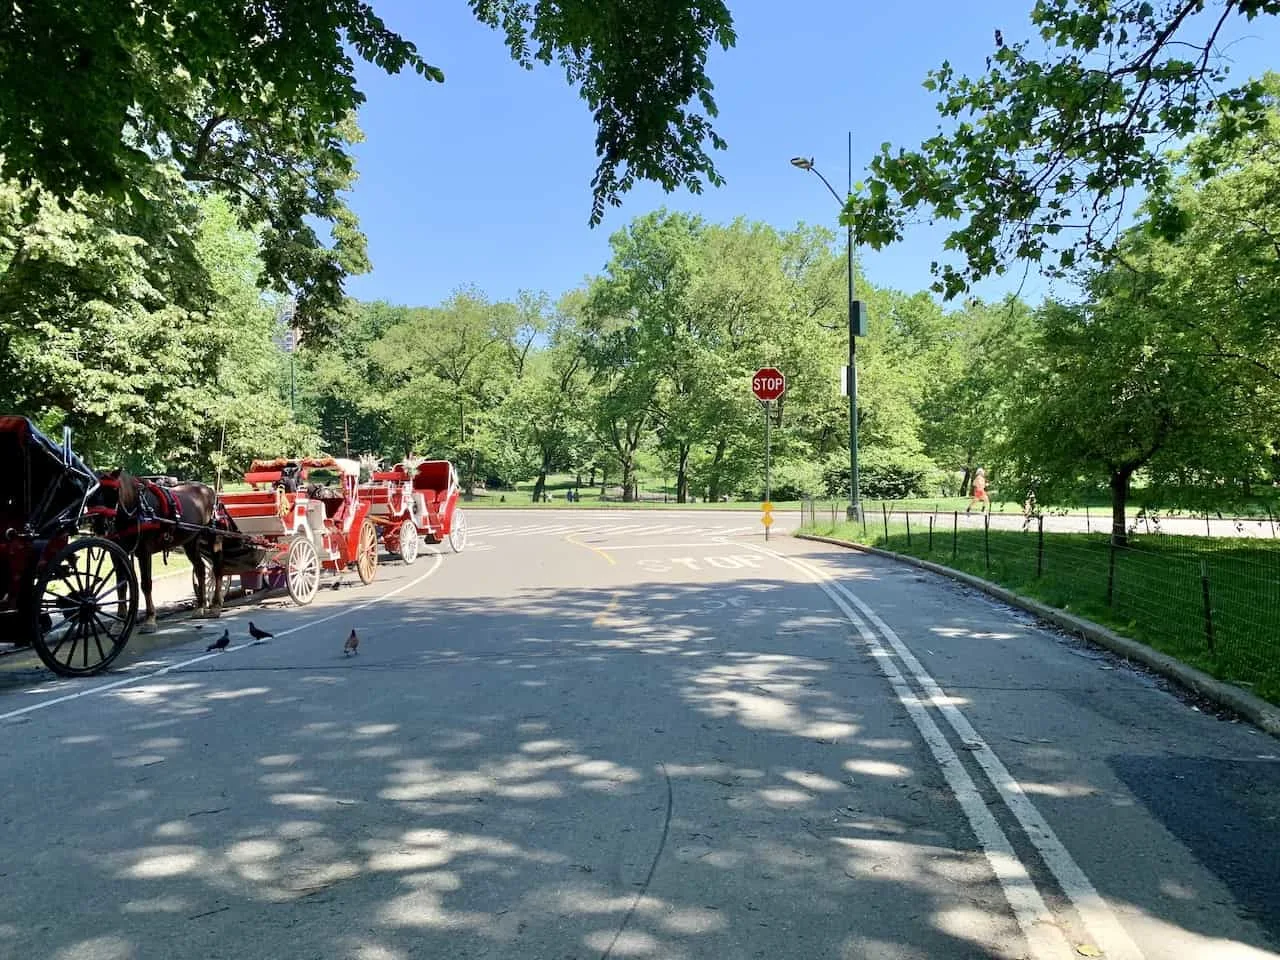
343 630 359 656
207 629 230 652
248 622 274 641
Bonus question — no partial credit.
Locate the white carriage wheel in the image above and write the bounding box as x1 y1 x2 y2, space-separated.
448 508 468 553
356 519 379 584
286 536 321 606
398 518 419 564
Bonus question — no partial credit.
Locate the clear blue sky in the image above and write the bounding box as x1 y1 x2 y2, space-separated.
344 0 1280 309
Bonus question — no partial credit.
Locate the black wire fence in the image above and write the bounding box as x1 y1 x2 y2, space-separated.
801 501 1280 706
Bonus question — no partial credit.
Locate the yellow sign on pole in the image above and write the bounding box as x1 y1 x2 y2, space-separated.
761 501 774 528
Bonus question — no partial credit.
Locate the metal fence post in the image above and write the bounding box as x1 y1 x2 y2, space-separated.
1085 504 1091 534
1036 515 1044 578
1106 540 1117 606
984 512 991 572
1200 559 1215 653
882 502 889 542
906 512 912 547
928 514 934 551
952 511 958 560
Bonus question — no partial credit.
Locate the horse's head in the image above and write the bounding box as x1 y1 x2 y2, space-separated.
87 469 140 517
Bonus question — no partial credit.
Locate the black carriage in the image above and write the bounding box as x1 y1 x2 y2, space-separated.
0 416 139 675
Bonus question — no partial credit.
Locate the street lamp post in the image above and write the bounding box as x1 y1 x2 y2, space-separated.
792 133 863 522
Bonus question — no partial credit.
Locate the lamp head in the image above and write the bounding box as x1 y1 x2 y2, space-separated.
790 157 815 171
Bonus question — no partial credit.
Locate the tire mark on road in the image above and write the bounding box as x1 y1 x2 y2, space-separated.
599 761 673 960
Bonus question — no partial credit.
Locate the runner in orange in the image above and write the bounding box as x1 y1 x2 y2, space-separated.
966 467 990 514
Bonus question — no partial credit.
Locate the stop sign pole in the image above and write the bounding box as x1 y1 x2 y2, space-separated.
752 368 785 539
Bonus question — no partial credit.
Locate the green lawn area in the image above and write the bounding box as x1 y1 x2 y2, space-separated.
464 492 799 510
463 473 794 510
805 495 1280 520
801 518 1280 707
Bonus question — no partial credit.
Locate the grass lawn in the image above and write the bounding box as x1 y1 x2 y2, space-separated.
463 492 799 511
801 518 1280 707
806 496 1280 521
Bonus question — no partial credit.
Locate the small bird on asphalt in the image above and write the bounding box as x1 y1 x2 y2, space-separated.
344 629 360 656
207 629 230 652
248 622 274 642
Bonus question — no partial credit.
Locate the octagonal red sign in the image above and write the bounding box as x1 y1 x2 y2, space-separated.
752 367 785 402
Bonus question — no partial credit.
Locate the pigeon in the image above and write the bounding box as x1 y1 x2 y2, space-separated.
343 629 360 656
248 622 274 642
207 629 230 652
994 28 1004 48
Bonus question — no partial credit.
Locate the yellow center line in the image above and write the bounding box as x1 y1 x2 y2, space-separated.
565 531 616 566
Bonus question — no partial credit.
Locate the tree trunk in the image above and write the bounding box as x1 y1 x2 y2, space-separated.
676 443 691 503
600 468 607 496
589 466 596 487
960 465 972 497
1110 468 1132 546
621 459 634 502
531 449 551 502
707 438 726 501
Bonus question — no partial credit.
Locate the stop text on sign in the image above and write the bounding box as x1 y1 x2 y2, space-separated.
752 367 785 402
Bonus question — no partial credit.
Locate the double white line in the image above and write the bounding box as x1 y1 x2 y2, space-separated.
741 540 1144 960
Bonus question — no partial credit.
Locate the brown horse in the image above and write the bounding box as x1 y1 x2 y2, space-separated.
86 470 223 631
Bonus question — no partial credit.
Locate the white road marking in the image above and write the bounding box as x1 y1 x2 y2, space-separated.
742 542 1100 960
830 570 1146 960
590 542 743 550
0 550 447 723
469 520 760 539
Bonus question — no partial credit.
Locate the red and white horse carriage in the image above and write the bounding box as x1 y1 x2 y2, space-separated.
204 456 378 606
357 459 468 563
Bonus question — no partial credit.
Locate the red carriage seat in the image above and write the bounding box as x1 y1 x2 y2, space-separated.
413 462 449 497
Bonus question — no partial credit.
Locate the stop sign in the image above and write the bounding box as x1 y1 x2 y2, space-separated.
752 367 785 402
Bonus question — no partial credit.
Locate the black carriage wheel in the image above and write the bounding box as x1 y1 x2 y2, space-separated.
31 537 138 677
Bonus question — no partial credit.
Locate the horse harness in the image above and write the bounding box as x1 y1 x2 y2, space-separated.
96 476 185 554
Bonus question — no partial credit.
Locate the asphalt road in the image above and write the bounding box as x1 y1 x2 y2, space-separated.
0 509 1277 960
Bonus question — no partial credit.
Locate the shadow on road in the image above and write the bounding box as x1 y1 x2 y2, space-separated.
4 566 1277 959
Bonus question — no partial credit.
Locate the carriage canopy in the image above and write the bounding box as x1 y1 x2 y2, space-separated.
0 416 97 538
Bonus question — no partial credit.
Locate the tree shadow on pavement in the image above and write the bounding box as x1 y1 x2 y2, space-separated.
2 572 1276 960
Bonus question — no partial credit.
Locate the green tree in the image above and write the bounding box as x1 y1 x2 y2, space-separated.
1001 258 1271 544
368 288 508 488
848 0 1280 298
499 310 588 500
0 172 215 466
1 0 735 328
918 296 1033 494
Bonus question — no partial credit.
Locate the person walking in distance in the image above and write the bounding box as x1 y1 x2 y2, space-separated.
966 467 990 514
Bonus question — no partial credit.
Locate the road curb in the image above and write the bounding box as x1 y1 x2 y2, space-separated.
796 532 1280 740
